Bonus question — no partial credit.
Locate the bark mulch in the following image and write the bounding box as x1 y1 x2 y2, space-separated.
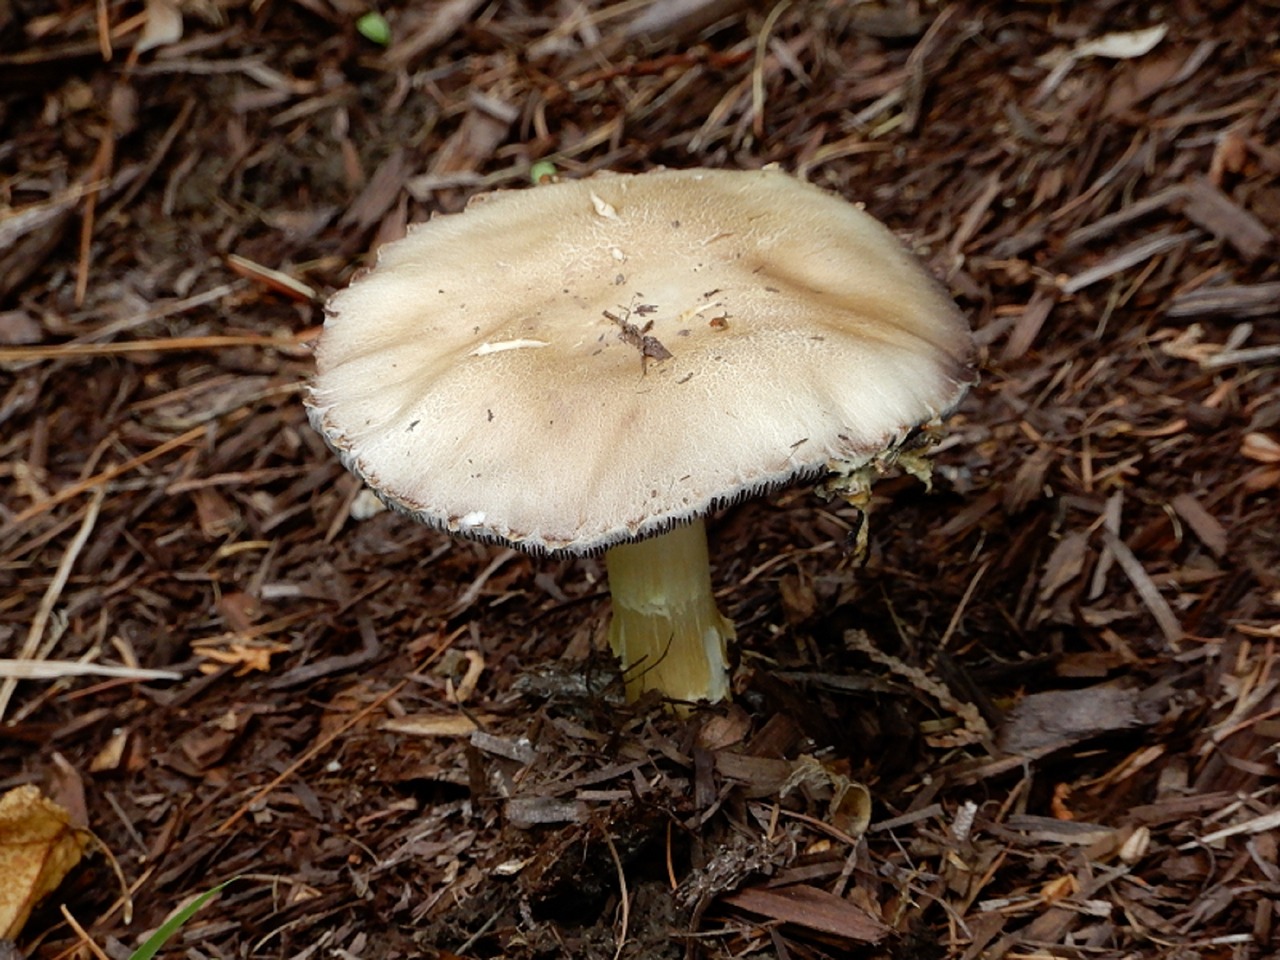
2 1 1278 958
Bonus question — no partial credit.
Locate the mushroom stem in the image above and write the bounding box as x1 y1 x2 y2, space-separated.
604 517 735 706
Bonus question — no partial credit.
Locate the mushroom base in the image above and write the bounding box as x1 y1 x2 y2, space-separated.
604 517 735 707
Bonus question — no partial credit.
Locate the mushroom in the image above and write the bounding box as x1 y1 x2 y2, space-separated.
307 167 973 708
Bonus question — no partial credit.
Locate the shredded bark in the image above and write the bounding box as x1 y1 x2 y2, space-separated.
2 2 1278 959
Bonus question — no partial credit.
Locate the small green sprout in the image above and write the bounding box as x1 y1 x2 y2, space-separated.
530 160 558 185
356 12 391 46
127 878 240 960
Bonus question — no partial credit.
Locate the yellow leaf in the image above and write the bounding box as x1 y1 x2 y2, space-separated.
0 785 90 939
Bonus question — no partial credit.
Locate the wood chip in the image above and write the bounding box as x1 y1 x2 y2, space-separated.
724 883 889 942
470 730 537 765
1242 432 1280 463
0 660 182 681
339 148 411 233
1102 529 1184 648
713 753 794 797
1061 230 1199 294
1167 282 1280 320
381 714 490 737
1062 185 1183 251
384 0 487 66
625 0 751 42
1170 492 1227 557
6 4 1280 955
0 310 42 345
1001 291 1056 362
1001 814 1116 846
1179 175 1275 261
1037 531 1088 603
505 796 588 828
1193 809 1280 847
1000 685 1153 757
1088 491 1124 600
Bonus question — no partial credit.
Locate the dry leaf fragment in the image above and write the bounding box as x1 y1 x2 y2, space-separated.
0 310 42 345
1040 873 1079 903
137 0 183 52
1075 25 1168 60
194 639 290 675
779 755 872 840
1119 825 1151 864
1242 432 1280 464
90 728 130 774
505 796 588 828
381 713 494 737
696 705 751 751
1170 493 1228 557
444 649 485 704
1000 685 1154 757
724 883 889 942
1038 531 1089 602
1242 466 1280 493
0 785 91 939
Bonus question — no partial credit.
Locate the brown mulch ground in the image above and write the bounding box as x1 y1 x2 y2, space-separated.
3 1 1279 958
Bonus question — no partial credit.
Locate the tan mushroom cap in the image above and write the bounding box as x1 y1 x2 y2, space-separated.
308 167 974 553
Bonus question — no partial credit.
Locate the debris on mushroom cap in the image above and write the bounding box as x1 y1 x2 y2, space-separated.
307 167 975 554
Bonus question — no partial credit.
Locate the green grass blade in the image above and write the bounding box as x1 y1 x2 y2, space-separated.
127 877 240 960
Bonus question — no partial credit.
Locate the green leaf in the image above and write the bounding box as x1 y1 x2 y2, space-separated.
356 12 392 46
127 877 240 960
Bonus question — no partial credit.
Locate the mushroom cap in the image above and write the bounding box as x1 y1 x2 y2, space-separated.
308 167 974 554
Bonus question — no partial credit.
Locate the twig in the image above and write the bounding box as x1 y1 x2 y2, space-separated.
75 130 115 306
1191 809 1280 847
385 0 487 66
1101 530 1183 650
666 819 679 891
1061 231 1199 294
1203 344 1280 369
901 4 965 133
0 331 309 363
0 660 183 681
0 487 105 722
751 0 791 138
104 98 196 220
774 806 864 848
58 866 155 954
59 906 112 960
1167 282 1280 320
604 831 631 960
86 824 137 925
11 424 206 526
448 548 519 615
215 635 460 834
456 912 501 956
217 682 405 833
61 281 244 344
94 0 112 61
938 559 989 650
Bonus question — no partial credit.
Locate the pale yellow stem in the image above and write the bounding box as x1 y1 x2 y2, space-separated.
604 517 735 706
